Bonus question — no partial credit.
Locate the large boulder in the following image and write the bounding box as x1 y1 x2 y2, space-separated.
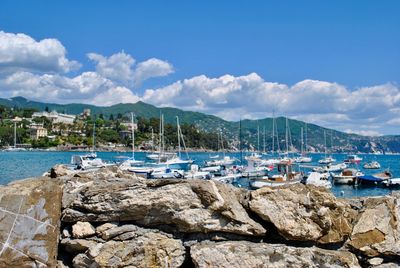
346 193 400 258
61 171 265 236
0 177 62 267
249 184 357 244
190 241 360 268
72 227 185 267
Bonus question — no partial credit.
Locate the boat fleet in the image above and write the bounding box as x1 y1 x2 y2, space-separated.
66 114 400 190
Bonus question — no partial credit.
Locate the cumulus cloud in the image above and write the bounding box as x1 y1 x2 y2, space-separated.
87 52 174 86
143 73 400 135
87 52 135 84
133 58 174 86
0 31 80 73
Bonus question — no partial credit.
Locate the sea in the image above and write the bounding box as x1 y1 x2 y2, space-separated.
0 151 398 198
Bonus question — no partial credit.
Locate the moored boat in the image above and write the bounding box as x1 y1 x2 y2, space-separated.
344 154 362 164
332 169 363 185
362 161 381 169
355 170 392 186
305 172 332 188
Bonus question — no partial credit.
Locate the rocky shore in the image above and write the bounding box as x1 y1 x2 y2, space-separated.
0 166 399 267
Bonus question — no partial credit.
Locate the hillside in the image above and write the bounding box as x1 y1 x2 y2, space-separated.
1 96 399 153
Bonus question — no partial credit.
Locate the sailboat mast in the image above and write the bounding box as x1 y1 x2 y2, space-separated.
324 130 327 157
257 124 260 152
176 116 181 158
305 123 308 154
92 121 96 152
131 113 135 159
272 116 275 154
13 121 16 148
239 119 242 165
301 127 304 155
151 127 154 152
285 117 289 154
263 126 266 153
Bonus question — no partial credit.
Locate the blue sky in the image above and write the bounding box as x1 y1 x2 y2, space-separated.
0 1 399 135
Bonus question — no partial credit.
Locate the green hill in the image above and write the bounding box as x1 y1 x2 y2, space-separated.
0 96 397 153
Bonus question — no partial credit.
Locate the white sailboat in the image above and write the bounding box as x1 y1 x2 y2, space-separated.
4 118 26 152
318 131 336 164
120 113 144 170
295 125 312 163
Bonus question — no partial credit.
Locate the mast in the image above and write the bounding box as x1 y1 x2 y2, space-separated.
151 127 154 152
158 112 162 163
13 120 16 148
301 127 304 155
257 124 260 153
131 113 135 159
176 116 181 158
92 120 96 152
271 111 275 154
324 130 327 157
239 119 242 165
263 126 266 153
285 117 289 155
305 123 308 155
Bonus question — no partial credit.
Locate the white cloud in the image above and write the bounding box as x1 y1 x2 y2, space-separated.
143 73 400 135
344 129 382 137
133 58 174 86
87 52 135 85
0 31 80 73
90 86 140 106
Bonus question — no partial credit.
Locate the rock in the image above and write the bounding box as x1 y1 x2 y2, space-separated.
72 221 96 238
62 173 265 236
50 164 74 178
72 253 92 268
346 193 400 258
0 177 62 267
249 184 356 244
60 238 97 253
95 222 118 235
62 228 71 238
79 231 185 267
368 257 384 266
190 241 360 268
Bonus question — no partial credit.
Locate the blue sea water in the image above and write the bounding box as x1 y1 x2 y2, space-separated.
0 151 398 198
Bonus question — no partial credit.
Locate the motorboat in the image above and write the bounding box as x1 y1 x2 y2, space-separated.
150 167 184 179
363 161 381 169
241 159 271 178
119 157 145 171
71 153 109 170
313 163 347 173
386 178 400 188
344 154 363 164
332 169 363 185
146 152 176 162
294 156 312 163
305 172 332 188
318 156 336 164
250 162 303 189
184 165 211 179
205 156 236 167
355 170 392 186
211 173 242 184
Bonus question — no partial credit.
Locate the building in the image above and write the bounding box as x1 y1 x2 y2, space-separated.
119 130 131 140
120 122 138 131
29 123 48 140
32 111 75 124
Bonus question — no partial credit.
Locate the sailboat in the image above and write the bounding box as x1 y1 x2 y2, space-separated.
295 125 312 163
245 123 262 161
120 113 144 170
4 118 26 152
205 130 236 167
146 114 176 161
161 116 193 169
264 114 282 165
318 131 336 164
71 120 109 170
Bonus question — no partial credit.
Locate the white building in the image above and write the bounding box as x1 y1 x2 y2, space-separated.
32 111 75 124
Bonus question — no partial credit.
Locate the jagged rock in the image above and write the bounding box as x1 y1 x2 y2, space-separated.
72 221 96 238
190 241 360 268
72 253 92 268
62 228 71 238
50 164 75 178
346 193 400 258
60 238 97 253
77 231 185 267
249 184 356 243
62 172 265 236
96 222 118 235
0 177 62 267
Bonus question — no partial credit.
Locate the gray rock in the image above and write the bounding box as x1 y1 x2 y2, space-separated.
0 177 62 267
60 238 97 253
368 257 384 266
249 184 357 243
62 174 266 236
346 193 400 258
72 221 96 238
95 222 118 235
190 241 360 268
72 253 92 268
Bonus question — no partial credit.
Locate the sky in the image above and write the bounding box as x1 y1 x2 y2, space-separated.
0 0 399 135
